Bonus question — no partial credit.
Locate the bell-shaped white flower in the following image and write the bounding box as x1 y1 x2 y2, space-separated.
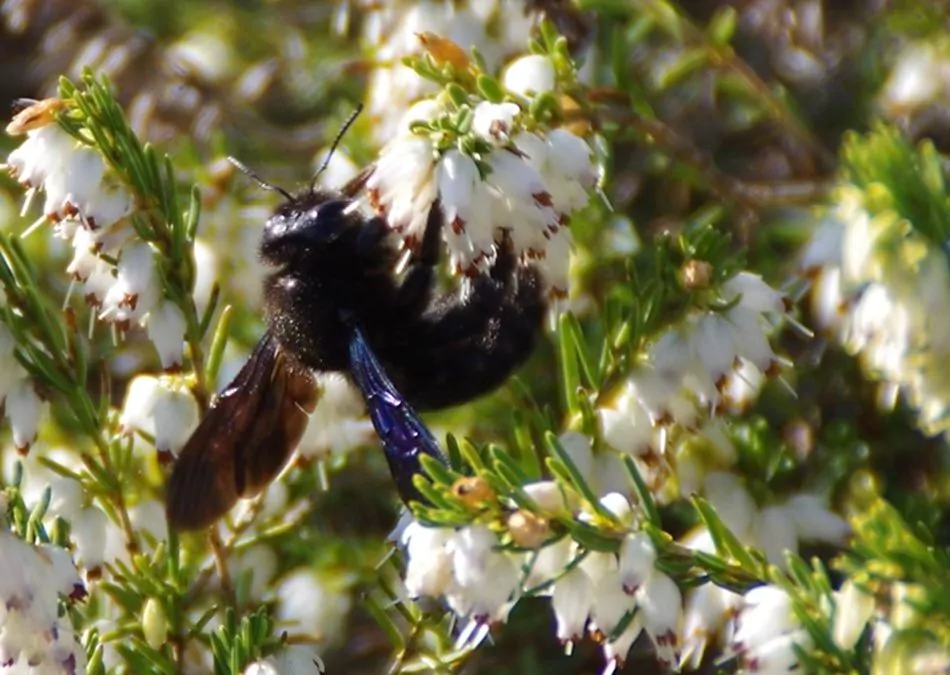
101 241 160 324
618 532 656 595
119 375 199 453
504 54 556 98
6 379 47 452
147 300 188 370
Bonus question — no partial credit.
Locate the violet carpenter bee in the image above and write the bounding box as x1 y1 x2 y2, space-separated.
166 108 547 531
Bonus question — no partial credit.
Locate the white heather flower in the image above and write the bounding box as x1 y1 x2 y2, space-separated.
618 532 656 594
275 569 352 648
472 101 521 143
832 580 875 650
0 532 86 672
503 54 556 98
783 494 851 545
244 660 279 675
592 492 633 525
70 506 110 572
120 375 200 453
6 379 47 451
147 300 188 370
365 6 495 142
5 124 77 190
192 238 219 316
598 386 656 456
551 566 592 642
753 505 799 569
368 95 594 294
297 374 375 459
247 645 326 675
722 272 787 315
515 129 597 215
703 472 756 540
636 571 683 666
732 585 810 674
447 525 520 622
679 573 744 670
691 313 740 387
523 480 569 515
401 521 455 598
436 149 495 273
101 241 160 324
129 499 170 549
231 544 279 601
880 42 950 117
721 358 766 414
602 615 645 668
367 134 437 244
588 567 634 638
5 118 132 232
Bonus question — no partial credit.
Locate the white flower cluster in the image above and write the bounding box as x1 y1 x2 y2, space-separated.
730 585 810 675
803 186 950 436
594 271 792 499
677 474 849 669
0 323 48 452
0 531 86 674
119 374 199 457
2 102 187 370
367 54 598 296
357 0 536 142
879 40 950 123
400 489 682 671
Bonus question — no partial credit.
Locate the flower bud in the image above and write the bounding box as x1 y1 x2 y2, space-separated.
142 597 168 649
507 509 550 549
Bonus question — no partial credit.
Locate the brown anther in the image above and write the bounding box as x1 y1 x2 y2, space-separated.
124 293 139 311
156 449 175 467
416 32 470 71
451 216 466 235
488 119 508 139
6 98 66 136
679 259 712 291
451 476 495 507
533 191 554 207
507 510 551 549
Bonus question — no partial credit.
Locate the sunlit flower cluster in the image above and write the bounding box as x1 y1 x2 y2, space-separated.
803 185 950 437
0 323 47 452
594 271 793 500
2 101 187 370
400 490 682 671
356 0 537 142
367 53 598 296
0 531 86 673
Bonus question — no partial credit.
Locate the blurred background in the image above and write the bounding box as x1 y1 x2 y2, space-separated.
2 1 950 673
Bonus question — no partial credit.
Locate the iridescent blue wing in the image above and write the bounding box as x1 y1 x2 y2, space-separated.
347 323 448 505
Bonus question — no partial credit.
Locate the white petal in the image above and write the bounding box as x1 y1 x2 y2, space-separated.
504 54 556 97
618 532 656 594
147 300 187 369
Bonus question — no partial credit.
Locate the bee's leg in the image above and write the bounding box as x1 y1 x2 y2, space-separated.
393 200 444 315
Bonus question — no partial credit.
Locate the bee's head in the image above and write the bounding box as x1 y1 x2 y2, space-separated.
260 191 354 265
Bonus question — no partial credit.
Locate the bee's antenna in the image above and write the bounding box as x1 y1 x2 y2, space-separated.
226 156 293 201
310 103 364 191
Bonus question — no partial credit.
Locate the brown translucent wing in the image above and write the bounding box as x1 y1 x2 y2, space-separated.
165 331 317 532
